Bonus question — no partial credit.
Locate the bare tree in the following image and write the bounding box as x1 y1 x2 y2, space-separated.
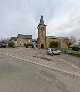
67 36 76 48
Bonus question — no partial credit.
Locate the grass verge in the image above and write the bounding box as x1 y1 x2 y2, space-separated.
61 48 80 57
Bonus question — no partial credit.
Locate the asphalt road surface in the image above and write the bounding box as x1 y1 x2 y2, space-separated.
0 48 80 92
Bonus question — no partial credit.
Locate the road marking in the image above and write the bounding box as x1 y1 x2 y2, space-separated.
52 55 80 71
0 52 80 77
59 58 80 71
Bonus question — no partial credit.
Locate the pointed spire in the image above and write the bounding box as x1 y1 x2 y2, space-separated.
40 15 44 24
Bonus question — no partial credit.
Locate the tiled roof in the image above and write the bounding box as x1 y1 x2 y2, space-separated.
57 37 69 39
17 34 32 39
10 37 17 41
46 36 57 39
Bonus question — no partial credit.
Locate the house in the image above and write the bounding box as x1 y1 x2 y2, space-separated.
10 34 32 47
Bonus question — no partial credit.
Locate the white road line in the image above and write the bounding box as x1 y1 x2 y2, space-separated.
0 52 80 77
59 58 80 71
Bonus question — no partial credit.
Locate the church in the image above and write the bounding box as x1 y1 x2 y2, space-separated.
37 15 69 49
10 15 69 48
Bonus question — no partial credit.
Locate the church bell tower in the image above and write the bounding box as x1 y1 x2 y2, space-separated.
37 15 47 48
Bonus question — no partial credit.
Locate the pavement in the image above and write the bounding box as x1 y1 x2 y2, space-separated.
0 48 80 92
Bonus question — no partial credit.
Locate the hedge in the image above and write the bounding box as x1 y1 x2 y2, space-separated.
71 46 80 51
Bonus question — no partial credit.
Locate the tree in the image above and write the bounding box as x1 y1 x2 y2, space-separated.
49 41 59 48
67 36 76 48
67 41 72 48
8 41 15 48
70 36 76 43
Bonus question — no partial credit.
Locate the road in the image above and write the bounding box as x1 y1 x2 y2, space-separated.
0 48 80 92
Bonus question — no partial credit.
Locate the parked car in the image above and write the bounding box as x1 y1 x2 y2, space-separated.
2 44 6 48
0 44 6 48
47 48 61 55
0 44 2 48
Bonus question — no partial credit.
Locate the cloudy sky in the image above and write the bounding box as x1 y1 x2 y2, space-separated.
0 0 80 39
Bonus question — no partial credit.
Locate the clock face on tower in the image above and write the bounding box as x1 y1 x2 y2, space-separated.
41 27 45 37
41 27 44 31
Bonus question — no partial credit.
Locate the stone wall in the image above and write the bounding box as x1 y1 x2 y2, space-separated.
46 37 69 48
13 38 32 47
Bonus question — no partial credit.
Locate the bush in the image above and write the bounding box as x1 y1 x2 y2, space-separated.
8 41 15 48
72 46 80 51
26 44 34 48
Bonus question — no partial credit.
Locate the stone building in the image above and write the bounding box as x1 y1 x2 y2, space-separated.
37 16 69 49
58 37 69 48
46 36 59 48
10 34 32 47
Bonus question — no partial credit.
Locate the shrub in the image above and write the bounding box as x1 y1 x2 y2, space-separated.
8 41 15 48
72 46 80 51
26 44 34 48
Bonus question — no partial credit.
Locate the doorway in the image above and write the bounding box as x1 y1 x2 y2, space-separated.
41 44 44 49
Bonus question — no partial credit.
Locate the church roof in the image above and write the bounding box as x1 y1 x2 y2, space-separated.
17 34 32 39
57 37 69 40
10 37 17 41
46 36 57 39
